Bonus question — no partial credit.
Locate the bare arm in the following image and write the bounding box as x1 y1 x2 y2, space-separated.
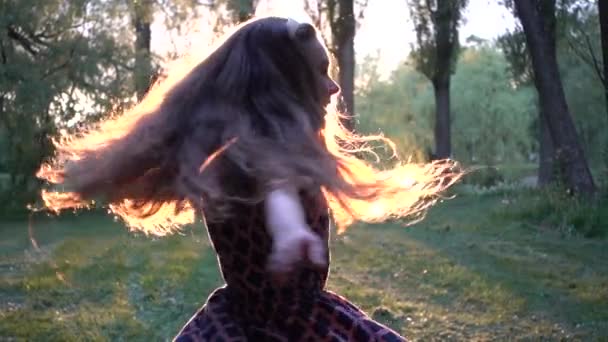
264 186 326 272
265 186 308 238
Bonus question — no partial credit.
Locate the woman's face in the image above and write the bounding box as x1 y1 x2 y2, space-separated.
317 54 340 107
298 35 340 107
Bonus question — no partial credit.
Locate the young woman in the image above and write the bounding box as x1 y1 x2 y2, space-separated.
37 16 461 341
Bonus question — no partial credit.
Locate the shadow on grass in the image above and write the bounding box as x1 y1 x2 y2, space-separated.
0 212 223 340
2 196 607 340
327 193 608 340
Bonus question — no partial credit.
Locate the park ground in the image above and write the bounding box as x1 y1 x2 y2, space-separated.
0 185 607 341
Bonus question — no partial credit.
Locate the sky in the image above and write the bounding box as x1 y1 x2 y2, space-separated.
152 0 517 77
353 0 517 74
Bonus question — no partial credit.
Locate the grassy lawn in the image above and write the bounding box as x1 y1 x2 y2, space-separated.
0 192 606 341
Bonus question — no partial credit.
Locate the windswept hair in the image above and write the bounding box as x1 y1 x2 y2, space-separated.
37 17 463 235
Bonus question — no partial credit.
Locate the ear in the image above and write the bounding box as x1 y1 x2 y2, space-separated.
286 19 315 41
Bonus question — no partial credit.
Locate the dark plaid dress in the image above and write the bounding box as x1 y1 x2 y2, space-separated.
174 192 406 341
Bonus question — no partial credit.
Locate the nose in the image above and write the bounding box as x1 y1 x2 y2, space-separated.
328 80 340 95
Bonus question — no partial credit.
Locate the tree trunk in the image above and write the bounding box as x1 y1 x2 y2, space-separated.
537 0 556 187
599 0 608 120
514 0 596 195
428 0 459 159
335 0 356 131
538 111 554 185
134 0 153 100
432 78 451 159
336 34 355 130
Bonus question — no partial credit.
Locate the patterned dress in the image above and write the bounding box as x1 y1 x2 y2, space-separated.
174 191 406 341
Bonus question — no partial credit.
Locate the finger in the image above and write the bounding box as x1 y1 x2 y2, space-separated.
267 248 295 274
306 235 327 267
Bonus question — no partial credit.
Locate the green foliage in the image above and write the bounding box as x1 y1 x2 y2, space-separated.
356 45 536 167
207 0 258 31
558 8 607 167
0 0 205 215
461 167 506 188
495 186 608 238
560 55 606 168
223 0 257 22
602 137 608 184
356 56 434 161
408 0 468 81
496 28 533 86
0 0 136 214
451 46 536 165
499 1 607 170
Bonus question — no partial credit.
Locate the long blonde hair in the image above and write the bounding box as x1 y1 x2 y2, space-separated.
37 17 463 235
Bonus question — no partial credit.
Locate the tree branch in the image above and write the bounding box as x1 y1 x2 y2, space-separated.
33 20 86 42
42 59 71 80
567 30 605 85
0 39 7 64
356 0 369 21
7 25 38 56
582 29 605 85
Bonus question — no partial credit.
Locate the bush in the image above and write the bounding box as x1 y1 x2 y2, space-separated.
494 186 608 239
462 167 505 187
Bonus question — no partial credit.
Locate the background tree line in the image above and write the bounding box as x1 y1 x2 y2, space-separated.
0 0 606 217
357 0 606 194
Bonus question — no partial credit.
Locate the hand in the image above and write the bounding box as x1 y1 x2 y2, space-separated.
267 226 327 274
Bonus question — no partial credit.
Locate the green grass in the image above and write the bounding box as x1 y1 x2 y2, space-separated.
0 214 222 341
329 193 608 340
1 193 607 341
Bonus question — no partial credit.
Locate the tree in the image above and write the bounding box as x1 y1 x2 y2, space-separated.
560 42 607 165
513 0 596 195
129 0 203 99
562 2 606 120
600 0 608 112
0 0 134 212
408 0 468 159
498 16 556 185
557 3 606 165
208 0 259 31
501 1 605 185
225 0 257 23
451 46 536 167
305 0 368 130
357 57 435 161
132 0 154 100
356 45 536 168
